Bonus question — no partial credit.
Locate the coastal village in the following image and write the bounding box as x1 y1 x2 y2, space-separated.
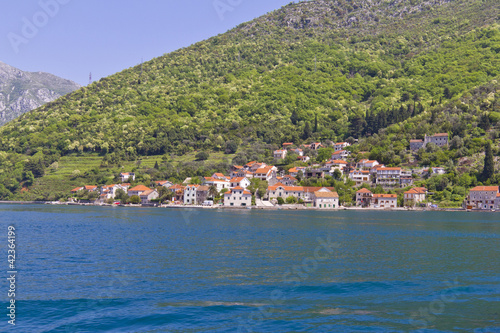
68 133 500 211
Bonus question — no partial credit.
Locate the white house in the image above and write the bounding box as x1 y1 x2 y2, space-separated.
230 177 251 189
314 190 339 209
120 172 135 182
298 156 310 163
224 186 252 207
292 148 304 156
349 170 371 186
331 150 350 160
211 173 230 181
334 142 350 152
100 184 129 199
183 184 200 205
277 175 297 186
154 180 173 188
140 189 159 204
254 166 275 181
404 187 427 206
267 183 304 200
357 159 379 169
372 194 397 208
376 167 401 187
288 167 307 178
203 177 230 192
273 149 287 160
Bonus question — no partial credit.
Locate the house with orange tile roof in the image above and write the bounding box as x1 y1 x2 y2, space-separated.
376 167 402 187
154 180 173 188
349 170 371 186
70 187 84 194
302 186 337 203
203 177 230 192
230 177 251 189
372 194 398 208
356 188 373 207
314 189 339 209
120 172 135 182
99 184 129 200
334 142 350 152
331 150 350 160
254 166 275 181
463 186 499 210
223 186 252 207
273 149 287 160
168 184 185 202
291 148 304 156
357 159 379 169
128 185 152 197
278 175 298 186
309 142 322 150
211 173 230 181
404 187 427 206
140 189 159 205
298 155 310 163
267 183 304 200
282 142 294 148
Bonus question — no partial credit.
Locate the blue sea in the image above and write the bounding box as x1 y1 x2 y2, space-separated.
0 204 499 332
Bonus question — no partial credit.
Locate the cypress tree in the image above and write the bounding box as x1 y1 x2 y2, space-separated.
290 110 299 125
154 161 159 169
303 122 312 140
481 141 494 182
314 114 318 132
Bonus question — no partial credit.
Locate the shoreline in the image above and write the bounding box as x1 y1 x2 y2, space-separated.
0 201 495 212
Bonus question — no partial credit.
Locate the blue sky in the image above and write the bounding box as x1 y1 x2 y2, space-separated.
1 0 293 86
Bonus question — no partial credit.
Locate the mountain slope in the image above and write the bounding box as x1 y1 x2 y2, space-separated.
0 61 80 126
0 1 498 166
1 0 498 157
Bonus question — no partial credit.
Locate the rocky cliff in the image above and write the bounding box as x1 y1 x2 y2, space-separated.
0 61 80 126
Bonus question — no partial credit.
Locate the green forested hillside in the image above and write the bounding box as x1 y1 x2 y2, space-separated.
0 0 499 200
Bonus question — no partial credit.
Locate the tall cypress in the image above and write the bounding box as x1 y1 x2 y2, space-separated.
314 114 318 132
303 122 312 140
481 141 494 182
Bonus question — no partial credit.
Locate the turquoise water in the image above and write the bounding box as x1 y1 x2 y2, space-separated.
0 204 499 332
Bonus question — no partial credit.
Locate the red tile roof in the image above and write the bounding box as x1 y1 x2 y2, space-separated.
303 187 336 193
268 183 304 192
373 194 397 198
140 190 156 197
405 187 427 194
470 186 499 192
230 177 247 183
129 185 151 192
314 191 339 198
255 166 273 174
356 188 372 194
330 160 348 164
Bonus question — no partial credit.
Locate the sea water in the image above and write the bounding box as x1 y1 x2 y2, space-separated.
0 205 498 332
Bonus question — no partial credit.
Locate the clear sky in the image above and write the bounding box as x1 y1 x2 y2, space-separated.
1 0 293 86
